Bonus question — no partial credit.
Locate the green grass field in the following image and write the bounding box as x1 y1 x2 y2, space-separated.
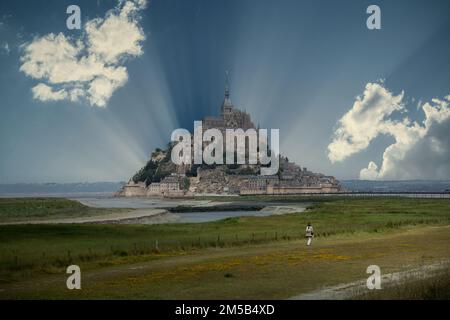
0 197 449 299
0 198 126 222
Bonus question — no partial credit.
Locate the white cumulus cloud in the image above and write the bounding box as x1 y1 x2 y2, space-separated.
32 83 69 101
327 83 405 163
19 0 147 107
328 82 450 180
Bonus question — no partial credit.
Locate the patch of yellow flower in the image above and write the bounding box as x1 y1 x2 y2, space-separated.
114 248 353 286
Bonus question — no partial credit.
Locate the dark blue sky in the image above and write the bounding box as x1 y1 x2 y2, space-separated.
1 0 449 182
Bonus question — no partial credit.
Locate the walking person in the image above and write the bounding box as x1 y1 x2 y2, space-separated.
306 223 314 246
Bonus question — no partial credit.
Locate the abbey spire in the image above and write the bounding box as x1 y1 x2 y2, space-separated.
221 71 234 115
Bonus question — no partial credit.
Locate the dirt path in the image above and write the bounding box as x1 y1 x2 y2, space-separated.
289 260 450 300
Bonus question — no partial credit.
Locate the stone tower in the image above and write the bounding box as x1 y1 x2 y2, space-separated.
202 73 256 131
221 80 234 117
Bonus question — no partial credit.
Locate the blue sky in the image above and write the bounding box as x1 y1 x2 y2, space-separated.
0 0 450 183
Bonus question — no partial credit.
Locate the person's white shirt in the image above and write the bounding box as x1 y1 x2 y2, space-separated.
305 225 314 237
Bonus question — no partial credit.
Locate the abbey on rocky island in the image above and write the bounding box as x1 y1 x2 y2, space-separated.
118 84 342 197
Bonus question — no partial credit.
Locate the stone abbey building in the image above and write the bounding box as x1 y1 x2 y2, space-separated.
118 85 342 197
202 85 255 131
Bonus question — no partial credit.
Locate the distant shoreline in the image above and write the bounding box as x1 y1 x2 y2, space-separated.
1 180 450 198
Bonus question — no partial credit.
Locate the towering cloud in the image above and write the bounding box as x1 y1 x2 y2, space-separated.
328 82 450 180
19 0 147 107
